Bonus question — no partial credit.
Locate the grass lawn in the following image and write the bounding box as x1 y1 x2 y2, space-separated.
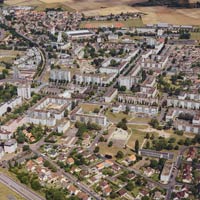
127 129 146 148
129 124 149 130
0 168 19 182
80 103 100 114
106 110 131 123
98 142 131 157
129 117 150 124
165 129 188 141
0 182 25 200
131 186 140 197
151 173 160 181
80 18 144 29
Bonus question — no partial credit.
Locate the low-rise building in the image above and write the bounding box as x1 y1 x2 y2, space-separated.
66 30 94 40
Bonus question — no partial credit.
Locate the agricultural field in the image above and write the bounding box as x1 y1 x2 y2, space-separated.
137 6 200 26
80 18 144 29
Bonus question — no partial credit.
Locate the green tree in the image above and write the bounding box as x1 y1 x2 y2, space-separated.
150 159 159 169
149 118 159 129
146 141 150 149
135 140 139 154
108 141 113 147
45 188 66 200
23 145 30 151
94 146 100 153
31 179 41 191
145 133 150 139
117 118 128 130
126 182 134 191
116 151 124 159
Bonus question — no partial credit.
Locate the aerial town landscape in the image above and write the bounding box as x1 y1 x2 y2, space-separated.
0 0 200 200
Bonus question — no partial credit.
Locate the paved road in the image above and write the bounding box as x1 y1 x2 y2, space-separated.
0 173 45 200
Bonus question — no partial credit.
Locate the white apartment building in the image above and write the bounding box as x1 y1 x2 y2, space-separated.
28 96 71 127
50 69 71 82
71 107 107 127
75 72 116 86
167 98 200 110
57 120 70 133
118 93 159 106
4 139 17 153
0 129 13 140
0 96 22 116
17 84 31 99
119 64 141 90
112 104 158 116
0 147 4 159
141 55 168 69
104 88 118 103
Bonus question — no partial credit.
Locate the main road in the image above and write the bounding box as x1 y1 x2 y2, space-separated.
0 173 45 200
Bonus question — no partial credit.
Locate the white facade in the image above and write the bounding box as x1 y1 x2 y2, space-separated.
17 84 31 99
160 162 174 183
0 130 13 140
0 147 4 159
28 97 71 127
0 96 22 116
104 89 118 103
71 107 107 127
57 120 70 133
50 69 71 82
112 104 158 116
4 139 17 153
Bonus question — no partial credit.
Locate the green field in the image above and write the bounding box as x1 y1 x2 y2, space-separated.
80 18 144 29
106 110 132 123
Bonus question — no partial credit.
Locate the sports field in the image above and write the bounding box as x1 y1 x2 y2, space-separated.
191 32 200 40
80 18 144 29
